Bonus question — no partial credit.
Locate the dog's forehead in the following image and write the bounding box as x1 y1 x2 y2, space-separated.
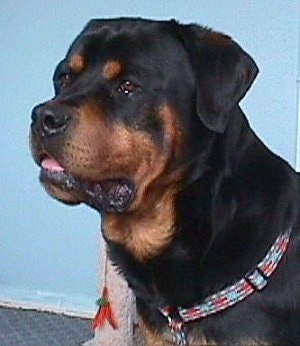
66 19 183 70
80 18 167 41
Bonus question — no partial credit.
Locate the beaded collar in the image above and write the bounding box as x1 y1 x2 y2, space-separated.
159 228 292 346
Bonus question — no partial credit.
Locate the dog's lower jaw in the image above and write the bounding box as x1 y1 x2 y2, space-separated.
42 182 81 205
39 165 136 213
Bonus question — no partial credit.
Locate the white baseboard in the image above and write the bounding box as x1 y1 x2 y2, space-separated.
0 284 96 318
82 339 95 346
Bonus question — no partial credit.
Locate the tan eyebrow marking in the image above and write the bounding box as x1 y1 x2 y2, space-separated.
102 60 122 80
69 54 85 73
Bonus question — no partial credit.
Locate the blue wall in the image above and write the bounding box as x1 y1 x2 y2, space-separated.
0 1 299 315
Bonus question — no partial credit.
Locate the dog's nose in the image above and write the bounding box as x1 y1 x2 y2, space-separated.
31 104 71 136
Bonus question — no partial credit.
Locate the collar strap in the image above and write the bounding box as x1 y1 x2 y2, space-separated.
160 228 292 345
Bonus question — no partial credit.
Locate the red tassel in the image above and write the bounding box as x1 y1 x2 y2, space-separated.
92 286 118 330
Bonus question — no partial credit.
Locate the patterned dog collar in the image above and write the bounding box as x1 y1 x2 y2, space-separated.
160 228 292 346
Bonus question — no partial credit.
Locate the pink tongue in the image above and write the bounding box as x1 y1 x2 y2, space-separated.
41 157 64 172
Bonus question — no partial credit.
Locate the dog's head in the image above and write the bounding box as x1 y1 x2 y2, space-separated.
30 18 258 214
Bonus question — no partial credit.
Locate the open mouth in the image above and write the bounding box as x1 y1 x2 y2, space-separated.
39 157 135 213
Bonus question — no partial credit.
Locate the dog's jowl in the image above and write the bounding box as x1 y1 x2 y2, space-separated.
30 18 300 345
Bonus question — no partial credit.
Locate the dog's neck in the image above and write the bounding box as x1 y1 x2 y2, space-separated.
102 187 177 262
176 110 298 296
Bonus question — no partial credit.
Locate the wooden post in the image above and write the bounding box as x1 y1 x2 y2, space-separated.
92 232 136 346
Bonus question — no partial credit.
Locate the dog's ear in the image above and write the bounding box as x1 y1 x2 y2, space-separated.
173 22 259 133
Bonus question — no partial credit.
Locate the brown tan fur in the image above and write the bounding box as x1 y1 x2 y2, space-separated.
102 60 122 80
69 54 85 73
100 106 184 261
57 102 182 192
102 187 177 261
138 318 173 346
138 318 219 346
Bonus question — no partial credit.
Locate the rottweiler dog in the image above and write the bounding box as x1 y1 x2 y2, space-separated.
30 18 300 345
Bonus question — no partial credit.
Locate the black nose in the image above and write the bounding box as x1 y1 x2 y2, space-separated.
31 104 71 136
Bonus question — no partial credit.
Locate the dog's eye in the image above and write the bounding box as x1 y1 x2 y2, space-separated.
59 73 72 88
117 81 139 95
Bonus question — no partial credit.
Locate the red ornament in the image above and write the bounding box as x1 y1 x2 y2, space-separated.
91 286 118 330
